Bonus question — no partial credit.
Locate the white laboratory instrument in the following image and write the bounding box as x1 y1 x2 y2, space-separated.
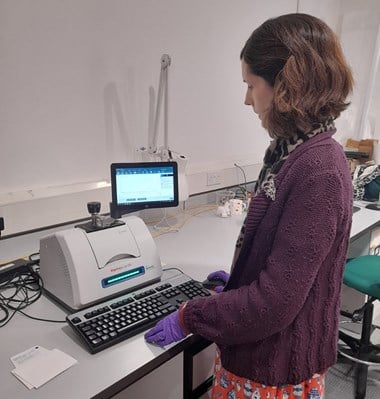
39 216 162 311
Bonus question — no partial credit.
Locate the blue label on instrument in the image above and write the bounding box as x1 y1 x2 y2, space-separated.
101 266 145 288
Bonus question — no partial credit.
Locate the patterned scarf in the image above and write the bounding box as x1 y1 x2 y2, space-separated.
228 119 336 273
352 164 380 200
254 119 336 200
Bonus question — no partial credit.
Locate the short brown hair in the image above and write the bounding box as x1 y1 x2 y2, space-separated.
240 13 353 139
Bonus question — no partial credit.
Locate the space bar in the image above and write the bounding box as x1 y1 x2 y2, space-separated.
118 318 150 334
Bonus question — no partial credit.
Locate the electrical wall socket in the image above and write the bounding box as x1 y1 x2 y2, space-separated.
206 172 222 186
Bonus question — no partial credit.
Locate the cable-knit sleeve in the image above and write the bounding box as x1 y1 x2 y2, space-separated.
182 168 350 345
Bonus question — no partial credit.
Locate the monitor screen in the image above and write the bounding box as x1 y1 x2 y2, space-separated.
110 162 179 217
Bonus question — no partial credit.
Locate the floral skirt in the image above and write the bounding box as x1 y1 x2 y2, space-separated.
211 349 325 399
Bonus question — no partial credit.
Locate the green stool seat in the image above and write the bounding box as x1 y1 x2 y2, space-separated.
344 255 380 299
339 254 380 399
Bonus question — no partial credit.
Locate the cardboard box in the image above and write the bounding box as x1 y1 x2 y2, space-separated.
345 138 379 162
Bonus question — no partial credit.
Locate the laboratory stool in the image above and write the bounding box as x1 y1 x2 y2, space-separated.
338 255 380 399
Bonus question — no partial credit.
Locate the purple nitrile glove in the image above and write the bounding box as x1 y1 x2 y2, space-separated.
144 311 187 347
214 285 225 293
207 270 230 293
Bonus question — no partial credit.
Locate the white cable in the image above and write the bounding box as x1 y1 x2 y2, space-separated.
153 208 179 233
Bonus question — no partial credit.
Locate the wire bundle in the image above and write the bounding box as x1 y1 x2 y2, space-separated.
0 260 66 327
148 204 218 237
0 265 43 326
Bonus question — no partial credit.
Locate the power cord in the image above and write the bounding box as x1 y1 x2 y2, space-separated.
233 163 249 200
162 267 184 274
0 257 65 327
150 204 217 238
152 208 180 233
28 252 41 265
0 265 42 327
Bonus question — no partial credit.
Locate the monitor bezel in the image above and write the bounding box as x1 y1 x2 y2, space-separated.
110 161 179 217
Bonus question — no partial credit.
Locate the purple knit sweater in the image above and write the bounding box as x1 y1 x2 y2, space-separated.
183 130 353 385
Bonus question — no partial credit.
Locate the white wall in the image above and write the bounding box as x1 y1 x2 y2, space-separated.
299 0 380 143
367 26 380 140
0 0 295 235
1 0 380 236
0 0 295 195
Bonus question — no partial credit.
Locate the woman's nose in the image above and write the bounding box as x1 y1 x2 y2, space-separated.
244 90 252 106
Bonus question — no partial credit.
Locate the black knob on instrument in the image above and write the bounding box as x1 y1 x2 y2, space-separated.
87 201 101 215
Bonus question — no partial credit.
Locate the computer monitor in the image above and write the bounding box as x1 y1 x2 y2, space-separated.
110 161 179 218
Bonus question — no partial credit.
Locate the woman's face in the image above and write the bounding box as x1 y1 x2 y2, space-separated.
242 61 274 128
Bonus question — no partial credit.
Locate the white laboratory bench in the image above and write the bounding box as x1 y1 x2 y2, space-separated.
0 202 379 399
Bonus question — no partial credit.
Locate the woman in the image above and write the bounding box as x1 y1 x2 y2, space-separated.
145 13 353 399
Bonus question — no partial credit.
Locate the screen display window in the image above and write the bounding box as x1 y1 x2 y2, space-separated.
115 166 175 205
110 162 179 217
